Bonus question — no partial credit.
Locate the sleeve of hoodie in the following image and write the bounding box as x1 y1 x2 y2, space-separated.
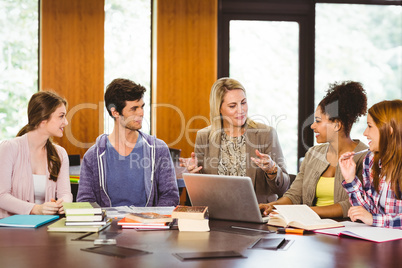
77 146 99 203
154 140 179 206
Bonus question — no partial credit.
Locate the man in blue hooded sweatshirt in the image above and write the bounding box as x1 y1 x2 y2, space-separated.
77 78 179 207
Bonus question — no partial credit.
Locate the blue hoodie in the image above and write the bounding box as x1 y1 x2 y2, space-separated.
77 132 179 207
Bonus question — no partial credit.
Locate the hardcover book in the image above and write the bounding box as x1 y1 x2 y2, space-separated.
171 206 209 220
118 217 172 230
177 218 210 232
125 212 173 223
65 211 105 222
65 220 109 226
63 202 102 215
267 204 343 231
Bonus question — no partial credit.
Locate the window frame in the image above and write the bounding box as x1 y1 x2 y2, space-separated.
218 0 315 163
218 0 401 166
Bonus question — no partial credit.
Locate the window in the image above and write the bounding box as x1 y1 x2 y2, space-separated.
315 3 402 143
0 1 152 140
0 0 38 141
229 20 300 174
104 0 152 134
219 0 401 173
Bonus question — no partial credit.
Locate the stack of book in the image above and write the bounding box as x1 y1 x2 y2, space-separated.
118 212 173 230
171 205 209 232
69 165 80 183
47 202 111 233
63 202 106 226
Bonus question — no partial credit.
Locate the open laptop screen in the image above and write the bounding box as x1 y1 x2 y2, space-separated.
182 173 269 223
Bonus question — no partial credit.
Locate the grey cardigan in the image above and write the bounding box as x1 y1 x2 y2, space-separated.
194 123 290 203
284 140 367 217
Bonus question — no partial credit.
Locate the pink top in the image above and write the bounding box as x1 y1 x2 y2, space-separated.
0 134 72 218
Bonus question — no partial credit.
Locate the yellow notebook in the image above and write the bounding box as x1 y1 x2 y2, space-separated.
47 218 111 233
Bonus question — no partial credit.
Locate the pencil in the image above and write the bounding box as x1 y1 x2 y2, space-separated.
276 227 305 235
340 149 369 160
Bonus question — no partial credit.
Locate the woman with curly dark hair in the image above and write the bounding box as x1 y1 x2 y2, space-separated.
260 81 368 218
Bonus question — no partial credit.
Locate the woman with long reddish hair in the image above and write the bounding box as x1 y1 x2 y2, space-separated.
340 99 402 228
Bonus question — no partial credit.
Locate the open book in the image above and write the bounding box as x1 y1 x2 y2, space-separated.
267 205 344 231
315 221 402 243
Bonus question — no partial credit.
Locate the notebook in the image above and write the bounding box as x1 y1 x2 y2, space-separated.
0 215 59 228
182 173 269 223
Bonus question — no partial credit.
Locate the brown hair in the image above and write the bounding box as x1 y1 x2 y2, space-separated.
17 91 67 182
104 78 146 119
369 99 402 199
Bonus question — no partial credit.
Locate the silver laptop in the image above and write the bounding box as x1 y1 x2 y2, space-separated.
182 173 269 223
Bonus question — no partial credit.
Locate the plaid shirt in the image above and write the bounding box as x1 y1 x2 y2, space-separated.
342 152 402 228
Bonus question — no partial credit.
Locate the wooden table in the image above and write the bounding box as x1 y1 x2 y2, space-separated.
1 219 401 268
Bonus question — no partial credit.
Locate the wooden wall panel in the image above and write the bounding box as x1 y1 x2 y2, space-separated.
154 0 218 157
40 0 104 157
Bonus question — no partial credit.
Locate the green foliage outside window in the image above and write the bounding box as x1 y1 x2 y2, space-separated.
0 0 38 140
315 4 402 144
104 0 151 134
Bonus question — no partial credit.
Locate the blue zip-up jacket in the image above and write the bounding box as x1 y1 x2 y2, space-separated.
77 132 179 207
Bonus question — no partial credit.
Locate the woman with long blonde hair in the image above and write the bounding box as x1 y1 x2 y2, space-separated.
340 99 402 228
180 77 290 203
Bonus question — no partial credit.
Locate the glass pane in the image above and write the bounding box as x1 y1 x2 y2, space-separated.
230 20 299 174
316 4 402 143
104 0 151 133
0 0 38 141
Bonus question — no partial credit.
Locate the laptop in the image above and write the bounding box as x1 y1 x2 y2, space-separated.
182 173 269 223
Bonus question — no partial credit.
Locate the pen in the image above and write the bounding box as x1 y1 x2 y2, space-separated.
340 149 369 160
231 226 274 234
276 227 305 235
98 218 113 233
